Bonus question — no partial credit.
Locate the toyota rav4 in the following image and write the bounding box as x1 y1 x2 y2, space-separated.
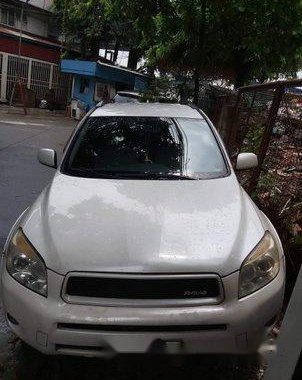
1 103 285 357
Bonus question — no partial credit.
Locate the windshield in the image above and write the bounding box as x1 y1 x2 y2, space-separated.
62 116 228 180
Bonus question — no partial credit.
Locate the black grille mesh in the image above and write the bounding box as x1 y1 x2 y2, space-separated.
65 276 220 299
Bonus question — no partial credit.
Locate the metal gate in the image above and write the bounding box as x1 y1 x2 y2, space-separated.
228 81 302 197
6 55 29 103
52 65 70 107
30 60 51 101
214 80 302 197
0 52 70 108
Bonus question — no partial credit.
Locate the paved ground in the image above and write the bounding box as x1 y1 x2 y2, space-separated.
0 114 76 247
0 113 267 379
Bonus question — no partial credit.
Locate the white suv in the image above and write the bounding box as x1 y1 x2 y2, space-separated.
1 103 285 357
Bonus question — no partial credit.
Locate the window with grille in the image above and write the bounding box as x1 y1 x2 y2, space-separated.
0 6 15 27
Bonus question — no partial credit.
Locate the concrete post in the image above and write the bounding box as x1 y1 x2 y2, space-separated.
263 265 302 380
27 59 32 88
71 76 75 98
49 64 54 89
0 53 8 102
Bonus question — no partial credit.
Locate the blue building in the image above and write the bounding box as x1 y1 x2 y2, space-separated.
60 59 149 117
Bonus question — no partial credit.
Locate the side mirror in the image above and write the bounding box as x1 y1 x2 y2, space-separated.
38 148 57 168
236 153 258 170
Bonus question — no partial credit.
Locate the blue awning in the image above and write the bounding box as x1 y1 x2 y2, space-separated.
61 59 149 91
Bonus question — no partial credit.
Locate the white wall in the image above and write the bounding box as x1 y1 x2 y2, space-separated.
20 0 52 11
14 1 54 38
11 10 49 38
1 1 56 38
26 14 48 36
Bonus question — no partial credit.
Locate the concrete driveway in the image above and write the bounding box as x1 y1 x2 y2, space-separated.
0 114 264 379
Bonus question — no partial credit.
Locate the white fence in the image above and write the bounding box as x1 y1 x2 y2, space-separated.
0 52 70 108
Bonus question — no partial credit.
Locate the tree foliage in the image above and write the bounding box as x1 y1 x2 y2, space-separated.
110 0 302 87
53 0 302 90
53 0 104 57
52 0 138 59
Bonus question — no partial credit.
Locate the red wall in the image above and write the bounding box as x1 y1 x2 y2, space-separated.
0 35 61 64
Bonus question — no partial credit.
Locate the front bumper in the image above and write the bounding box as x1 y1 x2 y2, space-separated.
1 261 285 357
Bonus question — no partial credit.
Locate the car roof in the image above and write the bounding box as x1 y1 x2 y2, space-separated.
90 103 204 119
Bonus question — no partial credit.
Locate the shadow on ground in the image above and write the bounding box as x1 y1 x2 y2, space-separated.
0 333 264 380
0 297 265 380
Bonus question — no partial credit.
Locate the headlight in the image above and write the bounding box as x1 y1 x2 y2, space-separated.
239 231 280 298
6 229 47 297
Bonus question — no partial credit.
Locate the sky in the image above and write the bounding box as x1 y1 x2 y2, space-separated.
99 49 146 70
99 49 130 67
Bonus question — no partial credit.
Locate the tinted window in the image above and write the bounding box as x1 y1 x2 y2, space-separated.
62 116 228 180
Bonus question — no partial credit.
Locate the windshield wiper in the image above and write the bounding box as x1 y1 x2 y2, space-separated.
67 168 196 180
67 168 122 178
143 173 196 180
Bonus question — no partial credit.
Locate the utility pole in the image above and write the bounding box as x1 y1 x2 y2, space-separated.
18 1 26 57
9 0 30 114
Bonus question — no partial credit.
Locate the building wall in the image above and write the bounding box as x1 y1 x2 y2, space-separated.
0 1 66 107
73 75 96 110
26 13 49 37
72 75 118 110
0 0 57 39
0 34 60 63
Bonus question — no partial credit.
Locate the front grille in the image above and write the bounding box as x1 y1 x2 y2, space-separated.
64 275 221 302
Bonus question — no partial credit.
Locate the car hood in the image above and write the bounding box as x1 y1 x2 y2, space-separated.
22 173 264 277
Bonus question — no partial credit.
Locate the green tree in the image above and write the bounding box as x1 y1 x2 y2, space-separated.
217 0 302 87
54 0 302 100
53 0 106 58
53 0 140 62
110 0 302 97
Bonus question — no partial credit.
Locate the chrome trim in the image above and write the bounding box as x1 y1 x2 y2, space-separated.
61 272 224 307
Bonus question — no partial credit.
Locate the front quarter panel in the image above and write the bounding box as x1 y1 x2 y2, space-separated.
243 188 285 260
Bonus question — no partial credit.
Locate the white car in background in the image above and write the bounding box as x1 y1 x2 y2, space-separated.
113 91 141 103
1 103 285 357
